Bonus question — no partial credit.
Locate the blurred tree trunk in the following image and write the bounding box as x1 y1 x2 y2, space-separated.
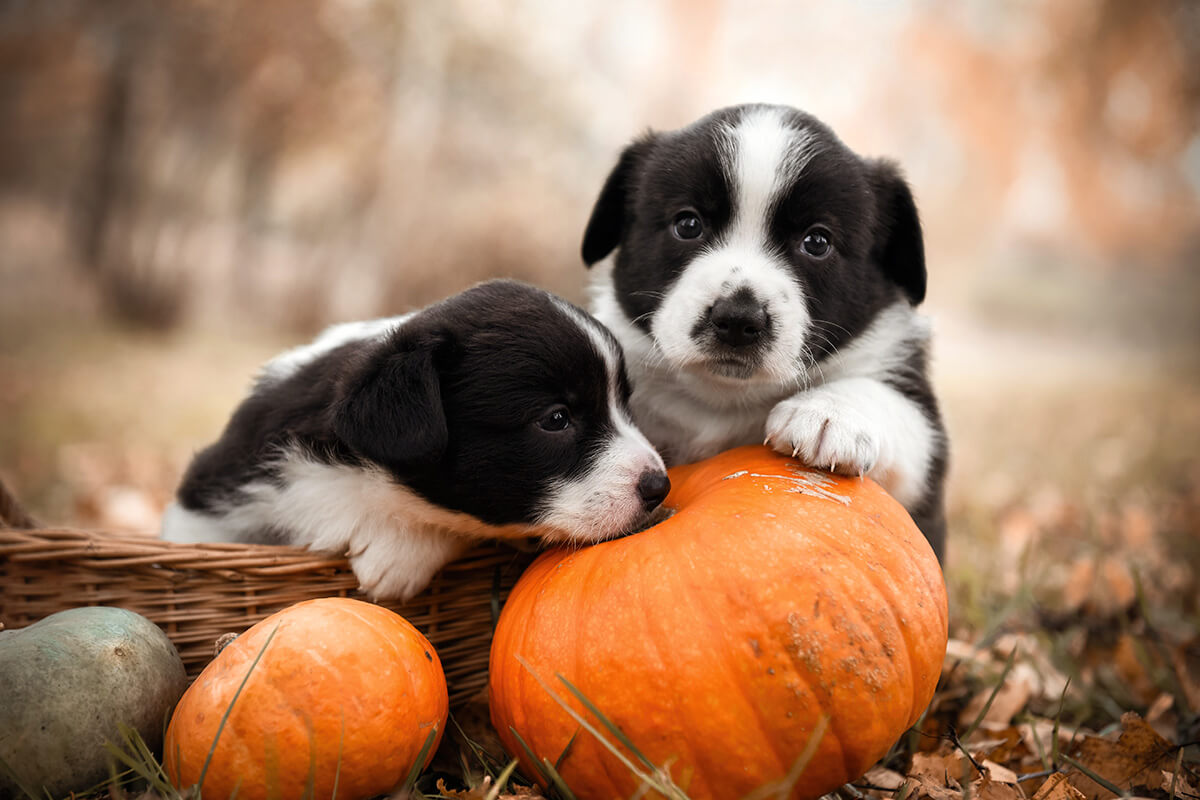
75 32 133 270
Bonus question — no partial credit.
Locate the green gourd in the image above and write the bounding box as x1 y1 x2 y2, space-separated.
0 607 187 798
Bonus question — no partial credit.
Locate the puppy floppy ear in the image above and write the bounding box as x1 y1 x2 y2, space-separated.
581 135 656 266
333 329 449 475
867 159 927 304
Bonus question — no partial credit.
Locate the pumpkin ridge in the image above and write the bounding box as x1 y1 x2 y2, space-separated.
629 541 707 793
771 586 849 785
579 548 635 796
497 557 542 769
803 509 938 733
813 548 909 780
677 549 791 787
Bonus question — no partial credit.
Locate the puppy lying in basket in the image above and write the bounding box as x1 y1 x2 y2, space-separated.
161 280 669 600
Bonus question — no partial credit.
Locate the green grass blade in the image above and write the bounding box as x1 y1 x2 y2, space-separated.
741 714 829 800
102 722 178 796
397 724 440 794
1169 747 1183 800
507 725 552 785
538 755 580 800
1023 714 1051 771
484 759 520 800
962 644 1018 743
555 672 656 772
1052 677 1071 767
554 727 580 772
301 717 317 800
513 655 678 796
197 622 282 794
451 713 499 780
331 711 344 800
1060 754 1128 797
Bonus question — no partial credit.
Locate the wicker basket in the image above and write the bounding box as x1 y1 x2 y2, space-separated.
0 522 537 707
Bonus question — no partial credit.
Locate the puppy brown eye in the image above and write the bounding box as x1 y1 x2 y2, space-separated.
672 211 704 241
801 228 832 258
537 406 572 432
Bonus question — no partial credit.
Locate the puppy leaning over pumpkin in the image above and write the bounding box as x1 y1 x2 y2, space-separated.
162 279 670 600
581 103 949 559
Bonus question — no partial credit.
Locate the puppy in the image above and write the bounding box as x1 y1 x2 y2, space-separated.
581 103 948 557
161 280 670 599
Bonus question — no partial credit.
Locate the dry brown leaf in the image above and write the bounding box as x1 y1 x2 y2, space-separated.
1095 558 1136 616
913 775 966 800
982 760 1021 785
1060 558 1095 613
959 675 1035 735
1070 712 1177 799
974 775 1027 800
1031 773 1086 800
862 765 907 790
1162 768 1200 799
434 778 547 800
911 749 977 786
970 727 1028 766
1112 634 1161 705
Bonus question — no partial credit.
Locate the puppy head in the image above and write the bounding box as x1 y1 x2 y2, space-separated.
583 103 925 387
333 279 669 543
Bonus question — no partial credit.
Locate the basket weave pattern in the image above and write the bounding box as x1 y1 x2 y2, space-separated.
0 527 535 706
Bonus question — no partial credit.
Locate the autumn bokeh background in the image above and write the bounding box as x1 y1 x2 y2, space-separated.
2 0 1198 653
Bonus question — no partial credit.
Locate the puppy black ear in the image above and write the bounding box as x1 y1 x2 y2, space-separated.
581 135 656 267
333 330 449 475
867 160 927 304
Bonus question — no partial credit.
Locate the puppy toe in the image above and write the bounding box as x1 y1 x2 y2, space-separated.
766 395 881 477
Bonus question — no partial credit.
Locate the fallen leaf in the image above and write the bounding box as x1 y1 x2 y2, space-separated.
861 765 907 790
1095 558 1136 617
1060 559 1095 613
982 760 1021 785
913 775 965 800
1159 769 1199 799
974 775 1026 800
1070 712 1177 799
1112 634 1160 706
1031 773 1086 800
959 675 1035 735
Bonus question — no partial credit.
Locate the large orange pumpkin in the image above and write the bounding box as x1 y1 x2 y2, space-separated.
164 597 447 800
489 445 947 799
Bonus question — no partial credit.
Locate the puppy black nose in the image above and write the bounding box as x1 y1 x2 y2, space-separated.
636 470 670 511
709 293 768 347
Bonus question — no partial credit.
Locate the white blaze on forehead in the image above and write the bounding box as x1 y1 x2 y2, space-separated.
647 108 820 387
719 107 821 246
541 298 666 542
551 297 625 400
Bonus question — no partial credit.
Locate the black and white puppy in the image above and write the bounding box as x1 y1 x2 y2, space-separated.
581 104 948 556
161 280 670 599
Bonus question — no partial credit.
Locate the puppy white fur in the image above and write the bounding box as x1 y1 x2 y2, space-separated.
163 280 670 599
582 104 948 555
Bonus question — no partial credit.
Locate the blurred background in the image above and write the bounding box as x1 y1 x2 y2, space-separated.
1 0 1198 647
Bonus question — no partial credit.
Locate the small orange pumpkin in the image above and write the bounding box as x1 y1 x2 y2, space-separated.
489 445 947 800
164 597 447 800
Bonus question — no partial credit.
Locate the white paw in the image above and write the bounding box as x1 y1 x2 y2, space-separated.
765 392 882 476
349 551 440 602
347 528 466 602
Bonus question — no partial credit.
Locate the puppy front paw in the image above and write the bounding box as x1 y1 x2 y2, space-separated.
350 552 438 602
765 392 881 476
347 530 466 602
